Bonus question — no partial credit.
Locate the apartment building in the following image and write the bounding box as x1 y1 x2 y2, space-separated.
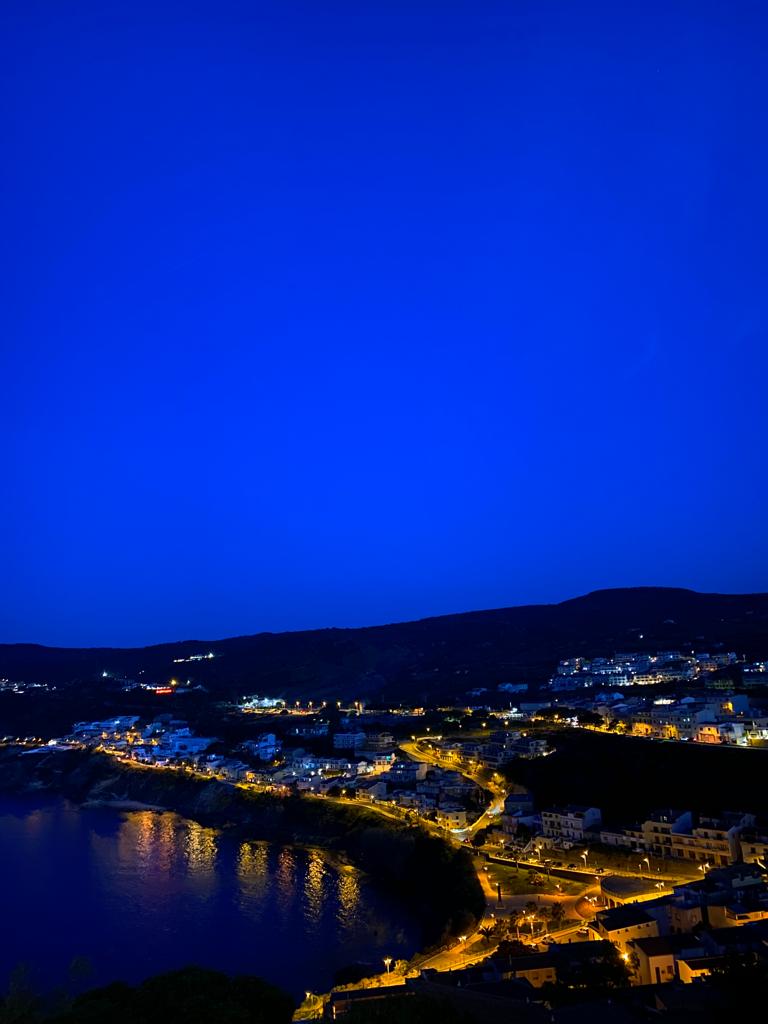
738 830 768 865
592 905 659 953
332 731 367 750
541 805 602 843
671 815 750 867
642 810 693 857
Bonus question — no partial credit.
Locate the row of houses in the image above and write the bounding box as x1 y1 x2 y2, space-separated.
621 694 768 745
555 916 768 990
550 650 743 691
521 688 768 746
533 803 768 868
276 747 394 793
433 730 550 772
444 865 768 998
331 866 768 1016
69 717 285 783
591 863 768 985
71 717 217 760
270 749 483 827
331 730 396 752
356 761 483 828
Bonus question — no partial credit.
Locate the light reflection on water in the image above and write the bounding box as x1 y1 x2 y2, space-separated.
274 845 298 920
236 840 270 923
304 848 329 929
0 796 416 999
336 866 361 931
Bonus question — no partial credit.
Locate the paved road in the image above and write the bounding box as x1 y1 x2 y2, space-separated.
476 859 599 917
398 739 507 837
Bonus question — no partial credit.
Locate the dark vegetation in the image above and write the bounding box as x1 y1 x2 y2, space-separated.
0 748 484 947
2 588 767 705
0 966 294 1024
543 943 631 991
504 728 768 821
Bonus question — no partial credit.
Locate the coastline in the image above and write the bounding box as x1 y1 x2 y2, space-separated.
0 745 484 952
81 797 167 811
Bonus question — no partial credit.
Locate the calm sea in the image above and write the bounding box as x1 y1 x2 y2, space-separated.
0 795 417 999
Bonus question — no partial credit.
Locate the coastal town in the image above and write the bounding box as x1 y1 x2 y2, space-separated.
3 635 767 1019
51 695 768 876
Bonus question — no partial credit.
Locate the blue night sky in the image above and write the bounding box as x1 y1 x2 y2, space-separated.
2 1 767 646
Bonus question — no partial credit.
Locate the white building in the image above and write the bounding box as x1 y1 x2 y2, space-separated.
541 805 602 843
333 731 367 750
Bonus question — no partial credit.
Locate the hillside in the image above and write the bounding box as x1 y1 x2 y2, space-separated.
504 728 768 822
1 587 767 705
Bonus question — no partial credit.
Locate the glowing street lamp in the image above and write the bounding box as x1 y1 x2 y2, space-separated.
580 851 588 867
383 957 392 974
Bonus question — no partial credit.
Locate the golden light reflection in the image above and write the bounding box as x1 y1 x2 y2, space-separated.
122 812 176 874
236 841 270 920
90 811 220 904
303 849 327 927
274 846 297 915
238 841 269 885
89 811 178 908
183 821 218 879
336 866 361 930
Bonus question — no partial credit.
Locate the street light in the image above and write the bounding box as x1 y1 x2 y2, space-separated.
383 957 392 974
580 851 588 867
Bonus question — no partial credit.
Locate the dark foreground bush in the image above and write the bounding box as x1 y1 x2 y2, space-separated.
0 967 294 1024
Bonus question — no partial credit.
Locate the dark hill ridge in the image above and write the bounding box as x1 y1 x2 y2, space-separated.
1 587 767 704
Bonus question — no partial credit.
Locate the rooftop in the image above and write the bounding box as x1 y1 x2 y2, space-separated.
628 934 701 957
596 905 654 930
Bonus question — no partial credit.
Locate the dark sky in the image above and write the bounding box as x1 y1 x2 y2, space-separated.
2 1 767 647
